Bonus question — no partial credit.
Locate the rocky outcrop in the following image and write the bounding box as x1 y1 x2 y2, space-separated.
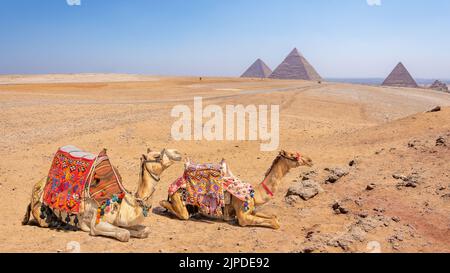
286 179 323 201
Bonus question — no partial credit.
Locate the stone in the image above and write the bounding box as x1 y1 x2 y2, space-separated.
366 183 376 191
427 106 441 113
436 136 446 147
358 212 369 218
348 225 367 242
298 232 331 253
241 59 272 78
269 48 322 81
332 199 351 214
393 173 420 189
348 159 359 167
382 62 418 88
284 195 301 205
286 180 323 201
356 217 382 232
324 167 349 184
300 170 317 181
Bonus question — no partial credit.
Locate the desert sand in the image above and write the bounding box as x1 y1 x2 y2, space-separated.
0 75 449 253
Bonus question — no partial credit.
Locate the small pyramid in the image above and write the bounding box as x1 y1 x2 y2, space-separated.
269 48 322 81
241 59 272 78
430 80 448 92
382 62 418 88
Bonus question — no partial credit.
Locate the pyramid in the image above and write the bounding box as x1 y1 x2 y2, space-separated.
382 62 418 88
241 59 272 78
269 48 322 81
429 80 448 92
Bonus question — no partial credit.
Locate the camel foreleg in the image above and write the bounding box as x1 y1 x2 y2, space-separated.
252 212 278 220
160 191 189 220
27 177 49 227
90 221 131 242
236 210 280 229
124 225 151 239
233 199 280 229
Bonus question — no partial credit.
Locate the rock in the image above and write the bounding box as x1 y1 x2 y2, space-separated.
392 216 401 222
327 234 354 251
366 183 376 191
348 158 359 167
348 225 367 242
286 180 323 201
436 136 446 147
298 232 331 253
284 195 301 205
356 217 382 232
327 221 370 252
441 194 450 200
373 207 385 214
393 173 420 189
388 234 404 250
426 106 442 113
332 199 352 214
429 80 448 92
393 174 407 180
324 167 349 184
300 170 317 181
358 212 369 218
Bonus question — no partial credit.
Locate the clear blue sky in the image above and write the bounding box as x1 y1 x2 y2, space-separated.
0 0 449 78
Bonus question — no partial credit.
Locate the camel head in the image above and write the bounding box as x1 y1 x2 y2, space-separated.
141 148 182 176
279 150 313 168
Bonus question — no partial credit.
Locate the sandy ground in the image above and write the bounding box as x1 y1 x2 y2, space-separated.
0 75 449 253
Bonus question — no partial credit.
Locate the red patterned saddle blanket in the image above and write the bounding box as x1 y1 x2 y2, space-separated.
168 161 255 216
42 146 125 215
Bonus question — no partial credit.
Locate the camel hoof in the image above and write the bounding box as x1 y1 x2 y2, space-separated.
117 230 131 242
138 227 151 239
160 200 169 209
272 219 281 230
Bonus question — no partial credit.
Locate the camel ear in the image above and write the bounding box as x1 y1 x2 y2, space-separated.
147 148 152 154
280 150 287 156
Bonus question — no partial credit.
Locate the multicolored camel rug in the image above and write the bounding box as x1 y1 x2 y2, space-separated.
43 146 96 214
168 162 255 217
87 149 125 206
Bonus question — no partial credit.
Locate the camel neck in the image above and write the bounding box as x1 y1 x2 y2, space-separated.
254 158 290 205
136 163 158 207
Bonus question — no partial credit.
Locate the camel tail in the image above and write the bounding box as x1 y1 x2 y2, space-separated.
22 203 31 225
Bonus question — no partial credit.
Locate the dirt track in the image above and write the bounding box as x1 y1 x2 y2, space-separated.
0 75 449 253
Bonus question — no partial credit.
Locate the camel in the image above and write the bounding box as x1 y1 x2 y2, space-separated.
160 150 313 229
22 148 182 242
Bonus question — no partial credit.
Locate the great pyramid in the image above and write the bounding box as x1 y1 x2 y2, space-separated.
241 59 272 78
382 62 418 88
269 48 322 81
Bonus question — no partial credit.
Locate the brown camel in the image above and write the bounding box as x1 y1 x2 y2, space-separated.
22 148 181 242
160 150 313 229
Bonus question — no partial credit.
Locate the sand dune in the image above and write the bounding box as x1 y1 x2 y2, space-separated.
0 75 449 252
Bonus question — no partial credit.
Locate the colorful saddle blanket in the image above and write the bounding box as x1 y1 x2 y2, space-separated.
87 149 125 206
43 146 125 215
168 162 254 217
43 146 96 214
